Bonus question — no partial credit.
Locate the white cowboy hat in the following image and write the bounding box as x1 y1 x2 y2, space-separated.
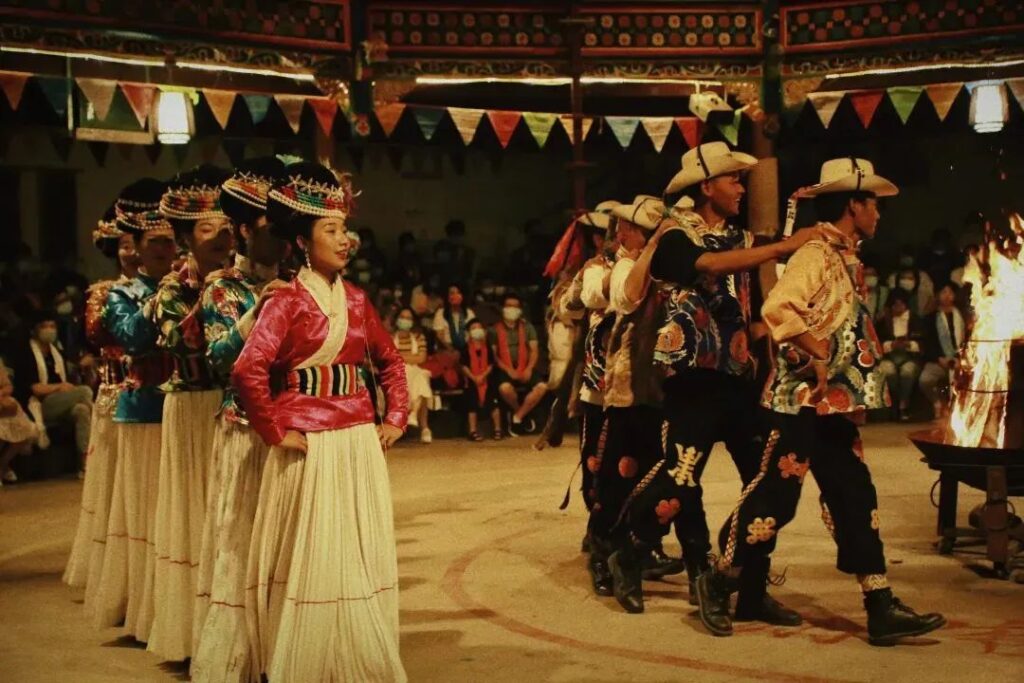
802 158 898 197
578 200 622 229
665 142 758 195
611 195 666 232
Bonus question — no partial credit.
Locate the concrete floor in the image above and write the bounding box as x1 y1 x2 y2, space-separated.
1 423 1022 682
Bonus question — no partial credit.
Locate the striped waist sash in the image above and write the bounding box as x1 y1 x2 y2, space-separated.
287 363 364 398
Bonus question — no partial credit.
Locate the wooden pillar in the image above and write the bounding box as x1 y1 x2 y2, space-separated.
562 5 591 213
748 0 782 239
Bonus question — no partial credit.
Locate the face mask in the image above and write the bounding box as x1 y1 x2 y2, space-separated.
357 271 371 284
56 302 73 316
396 318 413 331
864 275 879 288
470 328 486 341
481 287 495 296
503 306 522 322
449 294 463 307
37 328 58 344
899 257 914 268
898 278 916 292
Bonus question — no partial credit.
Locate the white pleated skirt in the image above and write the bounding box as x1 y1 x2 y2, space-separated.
146 389 221 661
88 421 161 637
64 407 119 588
191 419 269 683
246 422 405 683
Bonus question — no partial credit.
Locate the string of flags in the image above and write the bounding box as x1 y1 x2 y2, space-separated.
0 72 713 150
794 80 1024 129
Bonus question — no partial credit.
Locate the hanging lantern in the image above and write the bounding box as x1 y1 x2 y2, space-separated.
969 82 1008 134
154 90 194 145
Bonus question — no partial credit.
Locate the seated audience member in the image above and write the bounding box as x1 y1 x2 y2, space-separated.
433 284 475 351
460 318 502 441
919 228 960 291
877 290 924 421
862 262 889 321
949 243 980 287
490 293 547 435
887 247 935 316
393 231 422 290
393 307 435 443
9 309 93 473
920 282 966 420
0 360 38 484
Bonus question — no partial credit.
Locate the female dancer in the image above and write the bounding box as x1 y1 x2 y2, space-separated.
234 162 408 682
148 165 233 661
92 178 176 639
191 157 287 683
64 204 138 589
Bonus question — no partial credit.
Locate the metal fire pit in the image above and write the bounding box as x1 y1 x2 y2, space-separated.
910 429 1024 578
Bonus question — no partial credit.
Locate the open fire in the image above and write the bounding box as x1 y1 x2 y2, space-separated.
947 213 1024 449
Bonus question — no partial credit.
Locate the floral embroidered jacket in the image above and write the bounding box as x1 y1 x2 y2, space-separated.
152 257 217 392
653 211 756 379
201 255 278 423
104 272 172 423
761 224 891 416
86 276 126 416
232 268 409 447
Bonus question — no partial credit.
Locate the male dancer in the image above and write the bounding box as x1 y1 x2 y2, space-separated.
696 158 946 646
618 143 819 622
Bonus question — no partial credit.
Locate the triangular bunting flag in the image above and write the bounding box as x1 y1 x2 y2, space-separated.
413 107 445 141
386 146 405 173
807 92 843 128
203 89 237 130
37 77 71 121
87 141 109 167
374 102 405 138
1005 78 1024 112
48 130 73 162
76 78 118 121
925 83 962 122
116 144 135 163
641 118 673 153
449 107 484 145
274 95 306 134
558 115 593 144
223 139 246 167
849 90 884 129
887 87 923 124
486 110 521 148
674 118 701 148
199 136 222 163
309 97 340 136
120 83 155 128
715 109 742 146
606 117 641 149
171 144 190 168
0 72 29 110
242 94 272 125
522 112 557 148
346 145 366 172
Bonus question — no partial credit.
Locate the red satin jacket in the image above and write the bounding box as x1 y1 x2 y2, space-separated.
232 276 409 447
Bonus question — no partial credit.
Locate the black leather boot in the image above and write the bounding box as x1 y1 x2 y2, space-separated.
864 588 946 646
607 544 644 614
683 552 709 607
641 544 685 580
734 556 802 626
695 568 736 636
587 553 614 597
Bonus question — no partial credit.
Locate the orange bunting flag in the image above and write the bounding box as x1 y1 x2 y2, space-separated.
374 102 406 137
120 83 156 128
486 110 521 148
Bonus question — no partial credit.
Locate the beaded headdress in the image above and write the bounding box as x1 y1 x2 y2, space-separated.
115 181 173 235
92 206 123 246
159 183 225 221
222 170 274 211
267 170 355 219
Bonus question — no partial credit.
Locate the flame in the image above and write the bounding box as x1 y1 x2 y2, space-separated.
948 213 1024 447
